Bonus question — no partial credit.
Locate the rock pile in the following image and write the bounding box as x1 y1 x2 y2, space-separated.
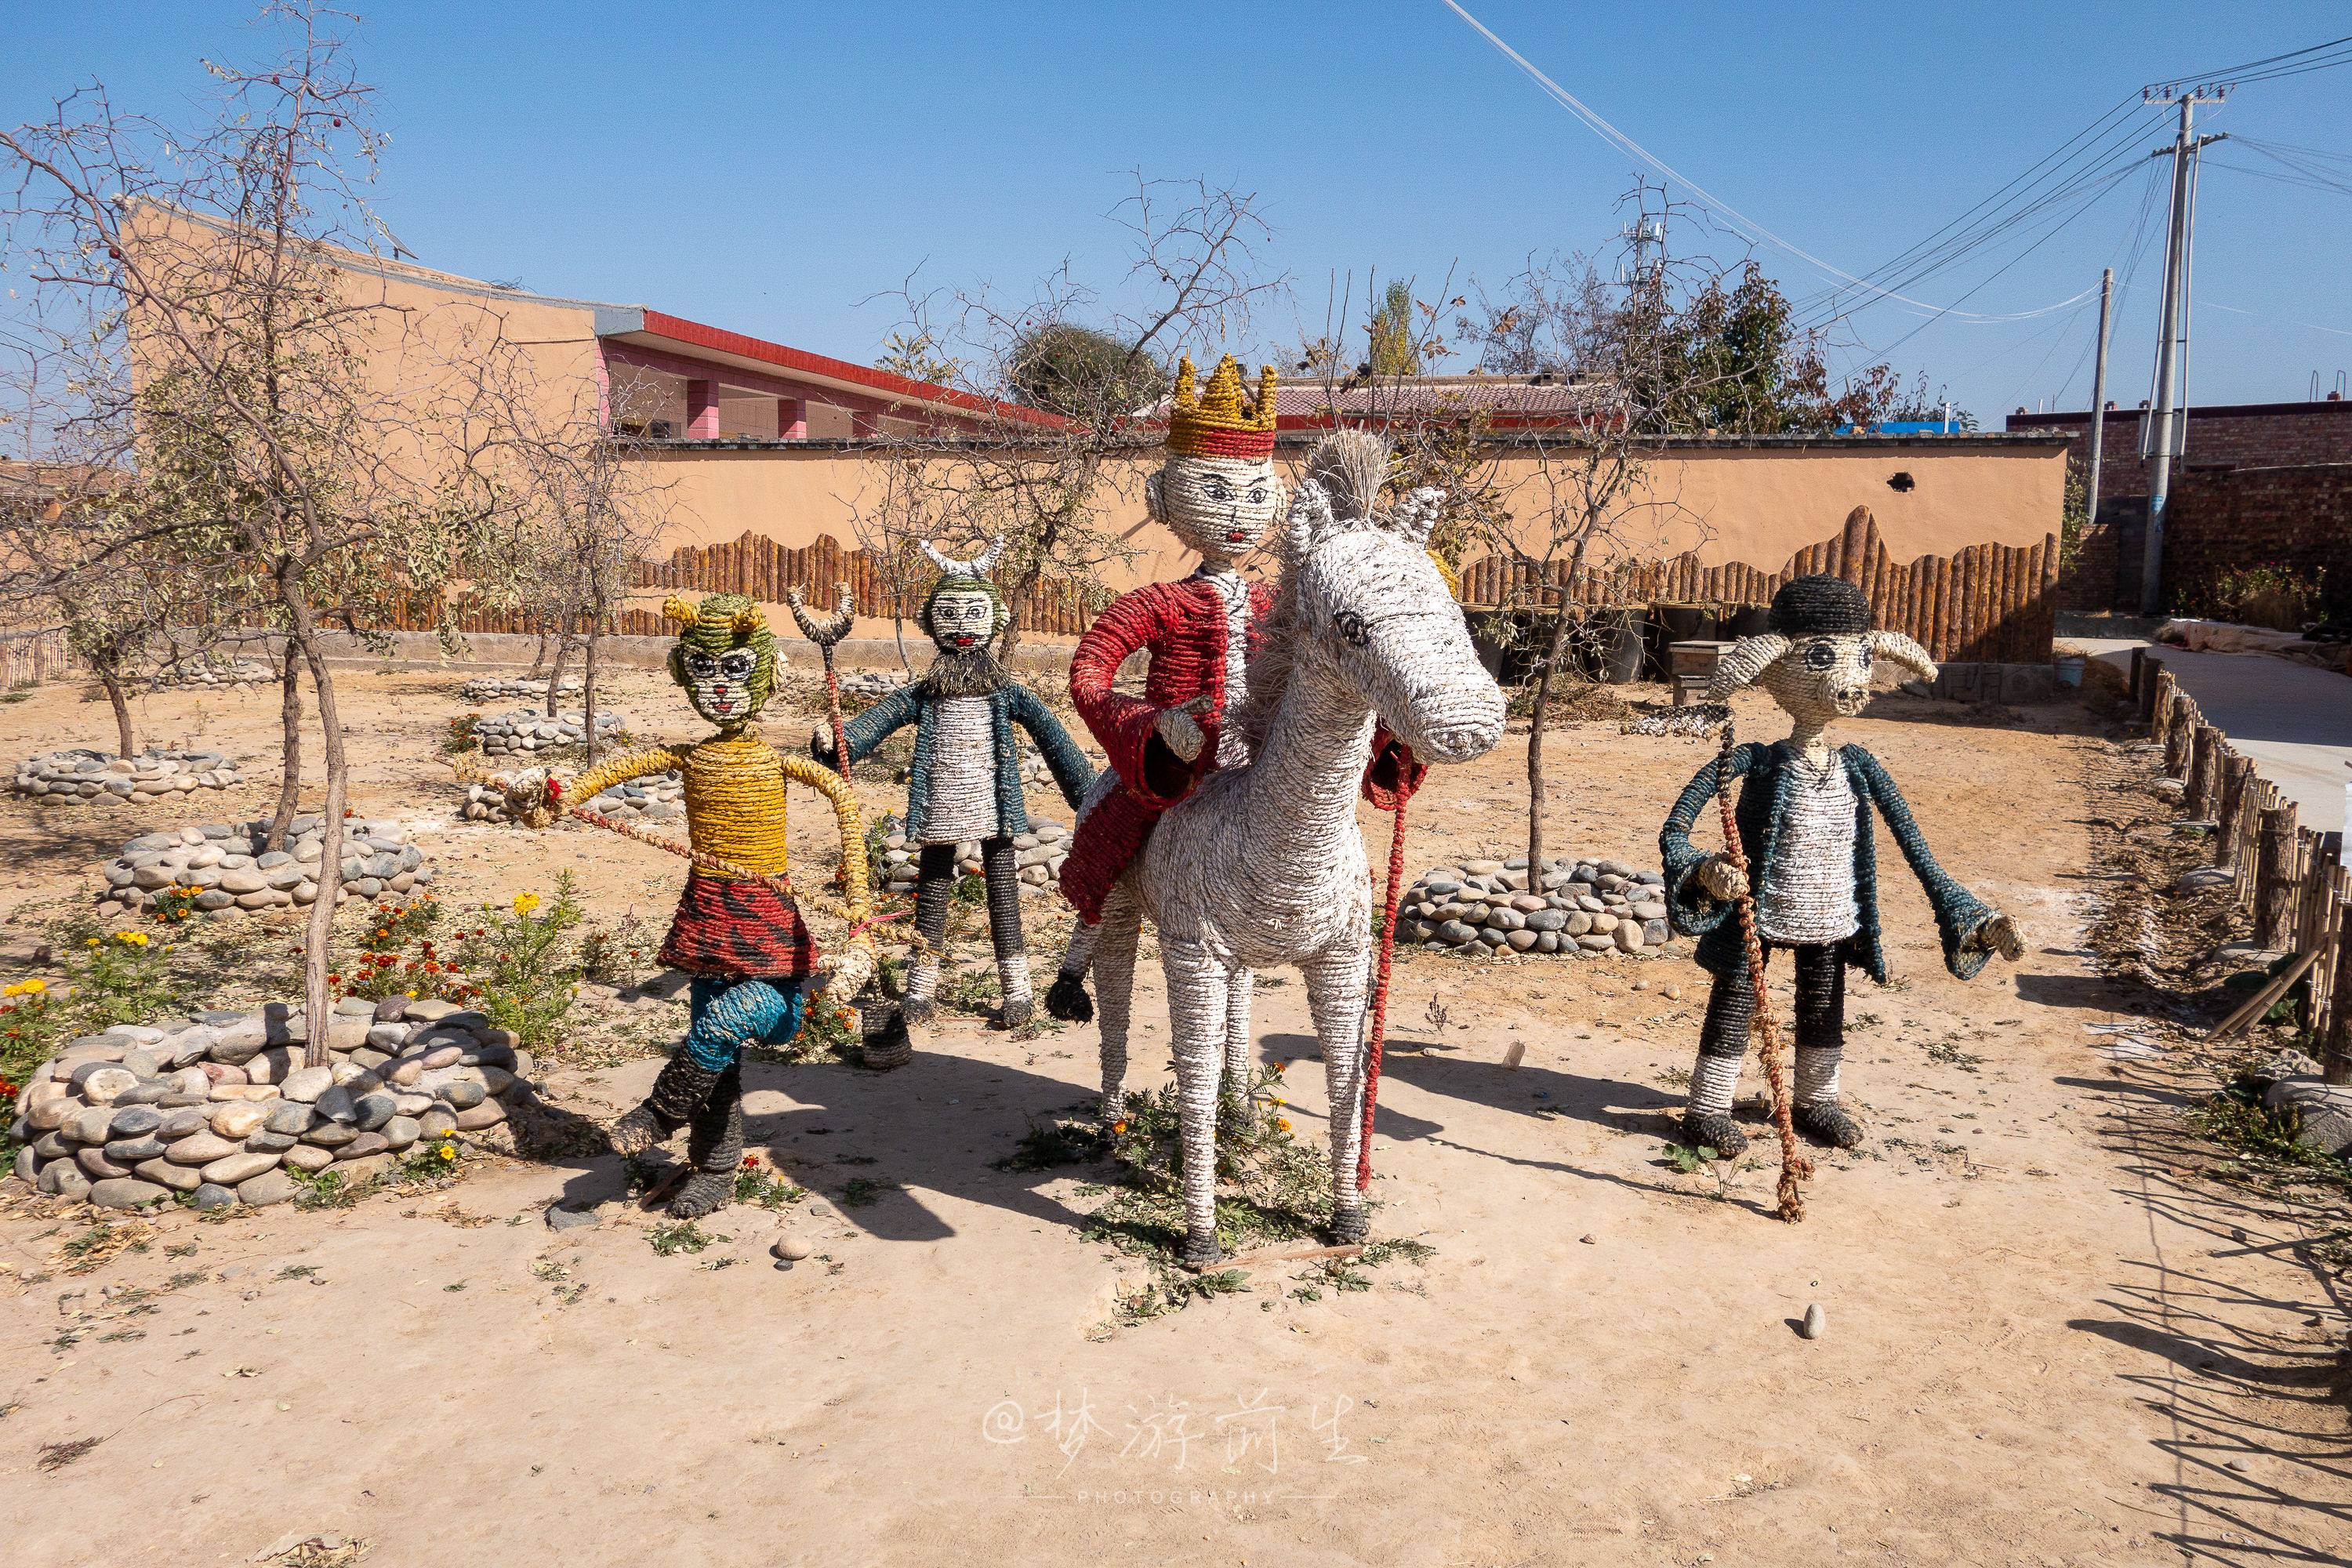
876 816 1070 899
12 750 244 804
838 670 909 701
472 707 629 759
458 675 586 704
148 660 274 692
462 770 683 826
7 996 536 1211
96 817 430 919
1400 855 1675 956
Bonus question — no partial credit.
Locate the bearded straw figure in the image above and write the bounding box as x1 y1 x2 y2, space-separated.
811 540 1094 1028
510 593 879 1217
1658 575 2026 1156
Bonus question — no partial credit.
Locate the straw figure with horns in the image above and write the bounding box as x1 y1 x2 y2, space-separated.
503 593 884 1217
1047 355 1427 1025
811 539 1094 1028
1658 575 2027 1160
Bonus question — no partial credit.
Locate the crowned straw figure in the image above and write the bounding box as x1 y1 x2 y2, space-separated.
1658 575 2026 1157
506 593 880 1216
811 540 1094 1028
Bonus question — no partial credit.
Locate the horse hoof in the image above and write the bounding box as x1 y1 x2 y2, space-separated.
1178 1231 1224 1272
1045 974 1094 1023
1330 1210 1369 1245
899 996 938 1025
1793 1102 1864 1149
997 998 1034 1031
1679 1110 1748 1158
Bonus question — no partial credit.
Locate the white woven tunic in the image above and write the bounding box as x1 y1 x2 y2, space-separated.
923 695 998 844
1755 756 1860 945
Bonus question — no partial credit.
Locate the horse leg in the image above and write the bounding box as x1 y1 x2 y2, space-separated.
1221 968 1255 1091
1299 947 1370 1244
1091 880 1143 1126
1161 936 1232 1270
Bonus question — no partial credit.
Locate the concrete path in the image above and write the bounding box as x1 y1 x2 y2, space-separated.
2079 638 2351 833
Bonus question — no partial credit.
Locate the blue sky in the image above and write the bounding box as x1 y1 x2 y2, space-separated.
8 2 2349 422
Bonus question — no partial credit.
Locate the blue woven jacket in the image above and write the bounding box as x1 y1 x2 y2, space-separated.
1657 741 1995 983
815 680 1094 843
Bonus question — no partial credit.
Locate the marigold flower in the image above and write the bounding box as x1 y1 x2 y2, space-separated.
86 937 100 947
1271 1061 1286 1074
1112 1120 1129 1134
1278 1119 1293 1133
741 1152 761 1168
513 893 542 916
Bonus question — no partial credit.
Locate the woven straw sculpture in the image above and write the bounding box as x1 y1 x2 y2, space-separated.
1096 436 1504 1269
811 540 1094 1029
1657 574 2025 1159
507 592 879 1216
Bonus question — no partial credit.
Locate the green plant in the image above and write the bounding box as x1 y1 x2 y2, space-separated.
290 1167 368 1210
66 929 186 1031
648 1218 724 1256
452 869 587 1047
993 1119 1105 1173
145 885 206 927
732 1153 807 1208
1660 1140 1720 1174
1 979 65 1086
341 893 476 1006
785 994 859 1061
442 713 481 753
401 1134 463 1181
577 913 653 989
2194 561 2328 625
840 1176 895 1208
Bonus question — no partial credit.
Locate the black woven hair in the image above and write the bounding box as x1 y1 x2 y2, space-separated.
1768 574 1871 636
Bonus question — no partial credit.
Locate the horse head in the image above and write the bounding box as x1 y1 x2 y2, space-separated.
1273 437 1504 766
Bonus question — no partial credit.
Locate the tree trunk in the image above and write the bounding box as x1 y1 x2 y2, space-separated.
267 648 303 854
998 572 1031 670
528 630 550 676
545 636 569 717
281 586 351 1071
893 613 910 675
98 661 135 759
582 617 600 769
1524 606 1573 878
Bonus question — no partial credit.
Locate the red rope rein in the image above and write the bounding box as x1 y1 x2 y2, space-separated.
1355 795 1410 1192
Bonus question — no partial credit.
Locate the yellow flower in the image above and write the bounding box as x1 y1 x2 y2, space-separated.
86 937 101 947
1278 1119 1293 1133
513 893 542 916
118 931 150 946
2 984 18 998
24 979 43 993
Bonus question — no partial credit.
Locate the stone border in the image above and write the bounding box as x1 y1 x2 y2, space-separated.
1401 855 1675 956
98 817 430 919
12 750 242 804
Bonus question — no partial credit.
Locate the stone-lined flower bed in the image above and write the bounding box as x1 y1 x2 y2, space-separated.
876 815 1069 899
96 817 430 919
458 675 586 704
148 659 274 691
7 996 535 1210
473 708 629 759
1400 856 1674 956
462 771 683 825
12 750 244 803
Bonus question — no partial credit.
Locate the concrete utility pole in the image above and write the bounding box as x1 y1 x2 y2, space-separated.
2140 86 2228 614
2086 267 2112 530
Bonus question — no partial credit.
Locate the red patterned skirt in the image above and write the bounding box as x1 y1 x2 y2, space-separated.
658 873 817 980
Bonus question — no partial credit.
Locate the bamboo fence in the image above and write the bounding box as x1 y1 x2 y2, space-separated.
0 626 76 688
1455 506 2061 664
2139 650 2351 1083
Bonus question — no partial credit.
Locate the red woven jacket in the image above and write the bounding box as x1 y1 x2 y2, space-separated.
1069 576 1272 809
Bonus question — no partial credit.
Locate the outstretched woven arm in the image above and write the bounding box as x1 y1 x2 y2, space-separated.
779 752 877 998
1008 684 1097 810
1850 747 2000 979
511 744 688 828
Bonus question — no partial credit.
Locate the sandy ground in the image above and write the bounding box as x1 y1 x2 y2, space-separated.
0 662 2347 1566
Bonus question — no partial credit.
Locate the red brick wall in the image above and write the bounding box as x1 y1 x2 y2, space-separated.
2057 521 2122 611
2009 401 2352 499
2163 462 2352 616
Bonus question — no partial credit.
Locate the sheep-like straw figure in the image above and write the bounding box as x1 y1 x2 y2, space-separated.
1658 575 2024 1156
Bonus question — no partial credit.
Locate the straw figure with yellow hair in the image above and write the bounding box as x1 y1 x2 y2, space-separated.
505 592 885 1218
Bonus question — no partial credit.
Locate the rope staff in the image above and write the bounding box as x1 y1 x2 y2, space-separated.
1355 793 1410 1191
1714 725 1813 1221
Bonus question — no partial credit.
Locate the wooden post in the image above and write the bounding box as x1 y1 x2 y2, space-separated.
2129 645 2146 706
2141 660 2167 728
2215 753 2256 868
2188 726 2221 819
2256 803 2299 949
2165 694 2196 777
2327 894 2352 1087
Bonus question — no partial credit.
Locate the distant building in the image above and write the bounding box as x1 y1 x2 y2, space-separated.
2008 397 2352 503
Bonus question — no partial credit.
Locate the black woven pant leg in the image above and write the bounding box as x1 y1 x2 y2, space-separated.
1697 945 1769 1060
911 844 958 954
1790 943 1844 1054
982 837 1024 962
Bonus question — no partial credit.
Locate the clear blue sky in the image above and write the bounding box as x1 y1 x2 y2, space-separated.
8 2 2349 422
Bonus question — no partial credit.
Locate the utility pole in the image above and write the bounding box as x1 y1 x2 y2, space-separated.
2140 84 2228 613
2086 267 2113 531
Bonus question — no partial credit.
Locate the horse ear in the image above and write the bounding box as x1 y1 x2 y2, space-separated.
1386 485 1445 547
1708 634 1790 701
1143 470 1166 524
1283 476 1331 562
1867 629 1937 682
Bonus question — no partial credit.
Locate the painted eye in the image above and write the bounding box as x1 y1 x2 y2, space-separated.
1334 609 1370 647
684 653 717 677
1802 642 1838 670
718 652 755 678
1205 479 1231 501
1856 644 1873 670
1247 488 1266 505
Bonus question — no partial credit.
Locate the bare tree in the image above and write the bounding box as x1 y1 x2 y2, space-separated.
1 4 528 1065
867 176 1287 665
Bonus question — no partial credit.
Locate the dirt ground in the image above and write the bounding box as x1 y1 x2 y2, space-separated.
0 661 2347 1567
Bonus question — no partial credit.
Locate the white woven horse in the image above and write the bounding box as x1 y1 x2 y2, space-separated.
1091 458 1504 1269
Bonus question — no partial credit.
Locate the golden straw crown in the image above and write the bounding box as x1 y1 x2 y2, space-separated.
1167 353 1278 459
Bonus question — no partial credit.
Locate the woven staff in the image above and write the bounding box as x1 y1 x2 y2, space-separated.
787 583 857 782
1713 728 1813 1222
1354 795 1411 1191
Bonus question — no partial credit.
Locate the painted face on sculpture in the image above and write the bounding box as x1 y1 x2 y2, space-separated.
928 589 996 653
679 645 764 724
1759 634 1876 720
1153 455 1282 563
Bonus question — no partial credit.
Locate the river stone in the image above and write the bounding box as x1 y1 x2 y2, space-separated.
189 1181 239 1210
390 1091 434 1116
437 1080 486 1110
333 1152 394 1186
136 1157 202 1192
460 1044 517 1070
211 1102 270 1138
1614 922 1645 954
122 1047 162 1079
40 1163 92 1201
416 1045 464 1070
315 1084 358 1124
1485 907 1524 931
373 994 411 1023
32 1131 71 1160
403 997 460 1022
89 1178 170 1210
380 1116 420 1152
418 1106 458 1138
284 1144 335 1173
387 1059 423 1087
280 1066 332 1103
108 1104 165 1138
201 1150 281 1185
237 1170 300 1207
26 1097 74 1133
347 1091 395 1131
210 1018 268 1064
77 1067 138 1105
453 1101 507 1131
304 1122 359 1149
264 1102 318 1135
1435 920 1479 946
336 1131 390 1163
159 1108 214 1140
243 1129 299 1152
67 1106 118 1145
76 1147 135 1181
167 1131 238 1165
105 1134 169 1163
